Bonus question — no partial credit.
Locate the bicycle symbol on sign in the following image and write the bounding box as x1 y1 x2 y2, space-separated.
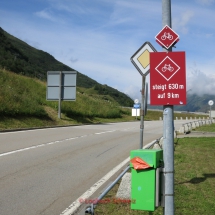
162 64 174 72
161 32 173 40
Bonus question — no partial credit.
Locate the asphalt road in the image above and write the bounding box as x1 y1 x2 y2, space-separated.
0 120 188 215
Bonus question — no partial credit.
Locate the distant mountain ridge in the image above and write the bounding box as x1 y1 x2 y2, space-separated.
0 27 133 107
148 93 215 113
175 93 215 113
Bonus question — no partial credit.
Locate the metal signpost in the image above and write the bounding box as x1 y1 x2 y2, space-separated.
131 42 156 149
144 82 148 116
130 1 185 214
208 100 214 122
150 46 186 215
150 1 186 214
47 71 77 119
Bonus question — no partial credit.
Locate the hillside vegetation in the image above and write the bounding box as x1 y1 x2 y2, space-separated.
0 68 135 128
1 26 214 112
0 68 207 130
0 27 133 107
0 26 211 131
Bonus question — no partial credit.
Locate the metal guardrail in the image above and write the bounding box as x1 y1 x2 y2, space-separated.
85 119 215 214
179 119 215 134
85 137 162 215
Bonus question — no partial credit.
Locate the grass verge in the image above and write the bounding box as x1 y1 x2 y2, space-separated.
0 69 210 130
0 110 206 131
194 122 215 132
94 137 215 215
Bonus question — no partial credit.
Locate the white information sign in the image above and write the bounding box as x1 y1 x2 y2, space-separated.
47 71 77 101
132 108 140 117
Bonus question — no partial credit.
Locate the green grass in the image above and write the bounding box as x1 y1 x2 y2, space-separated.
1 26 134 106
0 68 210 130
94 137 215 215
0 69 47 117
195 122 215 132
0 69 132 130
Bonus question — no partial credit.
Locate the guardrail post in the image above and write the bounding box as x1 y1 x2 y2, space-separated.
192 122 196 129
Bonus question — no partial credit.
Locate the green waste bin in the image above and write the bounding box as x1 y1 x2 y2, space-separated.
130 149 163 211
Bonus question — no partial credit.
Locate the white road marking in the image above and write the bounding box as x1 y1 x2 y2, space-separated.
120 127 136 131
60 156 130 215
95 130 116 135
60 139 157 215
0 136 78 157
0 130 117 158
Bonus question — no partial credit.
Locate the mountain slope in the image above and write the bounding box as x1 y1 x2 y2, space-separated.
148 93 215 113
174 93 215 113
0 27 133 106
0 27 97 87
0 68 131 119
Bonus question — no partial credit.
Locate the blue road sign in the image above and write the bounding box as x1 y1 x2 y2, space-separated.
133 104 140 109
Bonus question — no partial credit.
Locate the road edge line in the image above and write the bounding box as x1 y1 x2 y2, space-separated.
60 139 157 215
60 157 130 215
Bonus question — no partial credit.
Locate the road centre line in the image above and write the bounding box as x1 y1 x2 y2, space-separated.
0 130 116 158
0 136 79 158
95 130 116 135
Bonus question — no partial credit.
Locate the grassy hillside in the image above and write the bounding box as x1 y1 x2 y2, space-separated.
1 27 215 112
0 68 134 129
0 27 97 87
0 27 133 107
0 68 204 130
0 69 126 119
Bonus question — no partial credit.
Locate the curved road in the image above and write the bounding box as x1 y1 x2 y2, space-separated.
0 120 188 215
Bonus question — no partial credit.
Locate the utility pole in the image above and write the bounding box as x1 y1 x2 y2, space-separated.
58 71 62 119
130 42 156 150
140 75 146 149
162 0 174 215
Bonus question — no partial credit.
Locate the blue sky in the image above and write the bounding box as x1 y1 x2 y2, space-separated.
1 0 215 101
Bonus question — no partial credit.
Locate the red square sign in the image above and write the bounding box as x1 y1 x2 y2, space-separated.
150 52 186 105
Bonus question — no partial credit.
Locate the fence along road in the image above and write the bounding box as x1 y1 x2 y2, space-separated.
0 120 190 215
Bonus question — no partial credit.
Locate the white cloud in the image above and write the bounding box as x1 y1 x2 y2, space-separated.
205 33 213 38
35 9 56 22
49 0 102 12
124 85 141 100
70 57 78 63
197 0 215 5
187 66 215 96
1 0 215 100
173 10 194 34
